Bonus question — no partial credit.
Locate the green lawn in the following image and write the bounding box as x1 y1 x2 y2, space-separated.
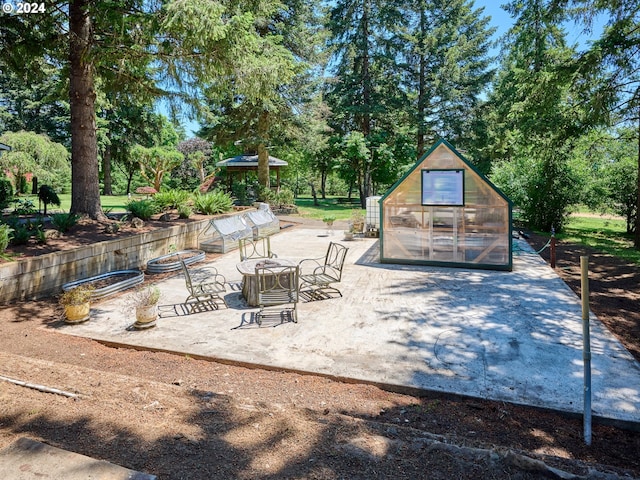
555 214 640 265
14 193 366 218
57 194 133 213
13 193 137 214
294 196 364 221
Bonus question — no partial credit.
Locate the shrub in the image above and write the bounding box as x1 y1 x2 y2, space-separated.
0 224 13 252
152 189 191 210
0 178 13 210
18 176 28 195
3 216 43 245
257 187 294 208
490 154 578 232
274 188 294 207
231 182 251 206
9 223 31 245
59 285 94 306
126 199 158 220
192 190 233 215
261 188 295 208
12 198 36 215
177 204 192 219
51 212 81 233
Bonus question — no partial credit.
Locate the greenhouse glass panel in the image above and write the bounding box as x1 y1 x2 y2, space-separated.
380 139 512 271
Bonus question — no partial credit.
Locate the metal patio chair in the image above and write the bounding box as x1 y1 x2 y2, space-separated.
179 257 227 312
238 236 278 262
298 242 349 300
255 264 299 326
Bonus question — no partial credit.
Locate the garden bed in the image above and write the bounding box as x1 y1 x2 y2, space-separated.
61 270 144 300
146 249 206 274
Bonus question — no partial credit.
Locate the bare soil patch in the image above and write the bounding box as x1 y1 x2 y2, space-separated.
0 219 639 479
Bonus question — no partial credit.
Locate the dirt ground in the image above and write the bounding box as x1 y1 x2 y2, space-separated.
0 216 639 479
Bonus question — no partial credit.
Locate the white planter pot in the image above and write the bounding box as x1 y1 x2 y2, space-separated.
134 304 158 329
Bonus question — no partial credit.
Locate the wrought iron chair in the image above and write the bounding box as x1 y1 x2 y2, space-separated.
179 256 227 312
298 242 349 300
255 264 299 325
238 236 278 262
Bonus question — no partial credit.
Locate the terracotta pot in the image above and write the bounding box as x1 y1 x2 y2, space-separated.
64 303 90 324
134 304 158 329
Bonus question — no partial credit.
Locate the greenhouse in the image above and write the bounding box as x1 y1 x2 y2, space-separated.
380 139 512 271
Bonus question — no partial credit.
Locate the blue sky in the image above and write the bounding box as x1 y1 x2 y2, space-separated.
475 1 513 40
476 0 606 50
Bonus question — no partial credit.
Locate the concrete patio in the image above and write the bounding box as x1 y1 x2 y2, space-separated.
54 221 640 426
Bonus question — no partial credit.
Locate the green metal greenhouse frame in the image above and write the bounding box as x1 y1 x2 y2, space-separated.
379 138 513 271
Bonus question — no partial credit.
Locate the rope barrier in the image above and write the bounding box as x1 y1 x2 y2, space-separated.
513 237 551 255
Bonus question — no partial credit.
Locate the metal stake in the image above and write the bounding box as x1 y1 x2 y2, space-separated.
581 255 592 446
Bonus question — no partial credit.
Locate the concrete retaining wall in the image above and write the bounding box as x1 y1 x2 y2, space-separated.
0 217 215 304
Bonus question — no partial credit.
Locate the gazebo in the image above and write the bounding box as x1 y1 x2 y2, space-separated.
216 154 288 190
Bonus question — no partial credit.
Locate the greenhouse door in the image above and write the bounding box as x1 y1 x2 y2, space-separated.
427 207 463 262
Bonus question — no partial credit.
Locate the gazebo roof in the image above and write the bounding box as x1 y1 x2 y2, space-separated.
216 154 288 169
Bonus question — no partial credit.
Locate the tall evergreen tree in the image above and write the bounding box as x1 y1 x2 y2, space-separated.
554 0 640 246
0 0 267 219
0 60 69 146
484 0 583 231
325 0 406 203
199 0 322 193
400 0 495 157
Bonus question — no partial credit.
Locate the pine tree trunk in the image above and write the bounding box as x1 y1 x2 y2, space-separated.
635 107 640 249
257 111 270 191
69 0 105 220
416 7 427 159
308 181 318 206
360 0 371 137
321 170 327 199
358 0 372 208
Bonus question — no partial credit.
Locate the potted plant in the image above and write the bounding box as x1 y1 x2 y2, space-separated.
322 215 336 235
322 215 336 227
349 210 365 234
127 285 161 329
59 285 94 323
